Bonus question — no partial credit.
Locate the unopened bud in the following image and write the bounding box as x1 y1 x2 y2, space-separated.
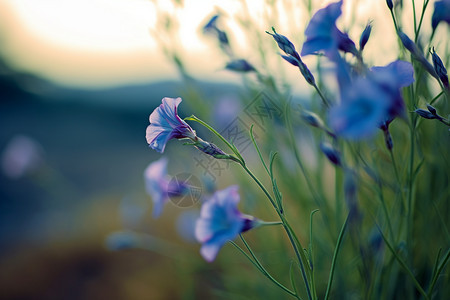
431 47 449 89
299 61 316 86
301 110 325 128
426 104 437 115
359 21 373 51
266 27 300 60
320 142 341 166
195 138 229 159
225 59 256 72
415 109 437 119
386 0 393 10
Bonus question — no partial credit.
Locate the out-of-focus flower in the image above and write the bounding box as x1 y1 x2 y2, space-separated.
329 78 392 139
1 135 43 179
144 157 170 218
146 97 196 153
359 21 373 51
431 47 449 89
301 0 357 59
225 59 256 72
195 186 257 262
432 0 450 30
370 60 414 118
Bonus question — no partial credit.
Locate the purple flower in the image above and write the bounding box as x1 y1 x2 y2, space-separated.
144 157 191 217
432 0 450 30
329 78 392 139
144 157 170 218
146 97 196 153
195 186 257 262
301 0 357 58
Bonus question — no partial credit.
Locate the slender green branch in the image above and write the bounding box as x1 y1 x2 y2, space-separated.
427 249 450 297
324 215 348 300
377 225 430 299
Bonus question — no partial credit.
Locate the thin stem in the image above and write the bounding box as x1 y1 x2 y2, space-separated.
427 249 450 297
415 0 430 43
411 0 417 35
377 225 430 300
324 215 349 300
239 162 313 300
234 236 299 298
312 83 330 108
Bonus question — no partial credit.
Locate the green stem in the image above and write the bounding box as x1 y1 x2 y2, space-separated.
411 0 417 35
427 249 450 297
415 0 430 43
312 83 330 108
324 215 348 300
240 162 313 300
231 237 299 298
377 226 430 300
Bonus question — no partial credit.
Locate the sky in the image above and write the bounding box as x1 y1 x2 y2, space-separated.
0 0 442 90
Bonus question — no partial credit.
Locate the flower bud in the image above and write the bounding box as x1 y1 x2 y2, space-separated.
299 61 316 86
194 138 229 159
320 142 341 166
280 54 299 67
301 110 325 128
359 21 373 51
415 109 437 119
398 31 439 80
225 59 256 72
386 0 393 10
266 27 300 60
431 47 449 89
426 104 437 115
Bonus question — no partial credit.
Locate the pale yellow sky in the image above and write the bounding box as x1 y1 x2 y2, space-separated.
0 0 443 90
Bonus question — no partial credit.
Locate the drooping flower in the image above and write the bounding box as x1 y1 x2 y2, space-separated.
195 186 257 262
329 77 392 139
301 0 357 59
432 0 450 30
146 97 196 153
144 157 193 217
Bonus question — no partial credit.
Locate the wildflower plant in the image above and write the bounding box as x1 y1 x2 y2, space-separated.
111 0 450 298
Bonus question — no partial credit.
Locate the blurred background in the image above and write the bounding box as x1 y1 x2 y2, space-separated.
0 0 447 299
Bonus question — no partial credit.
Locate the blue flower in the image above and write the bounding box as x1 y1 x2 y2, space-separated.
370 60 414 118
144 157 170 218
146 97 196 153
432 0 450 30
195 186 257 262
329 78 392 139
301 0 357 58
